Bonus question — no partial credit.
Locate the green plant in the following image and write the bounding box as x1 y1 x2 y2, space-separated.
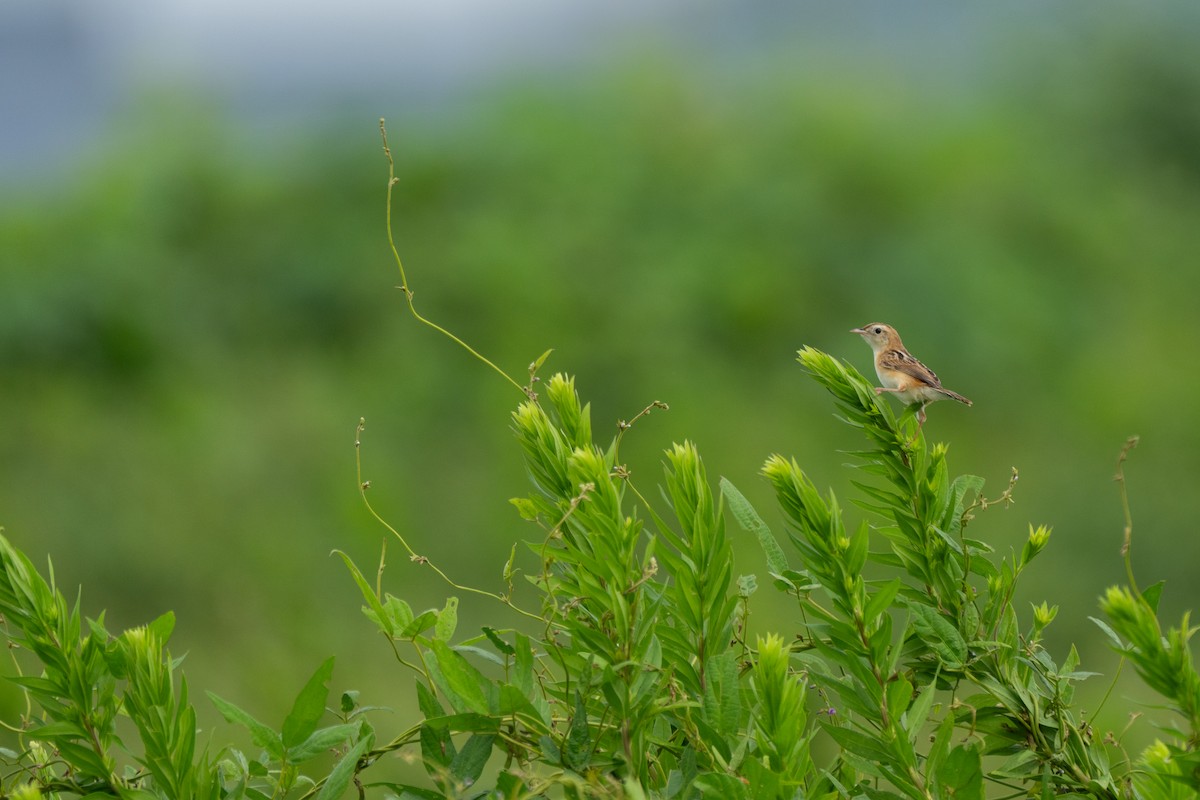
1 125 1197 798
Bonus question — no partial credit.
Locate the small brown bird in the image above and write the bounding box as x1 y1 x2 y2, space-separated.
850 322 972 426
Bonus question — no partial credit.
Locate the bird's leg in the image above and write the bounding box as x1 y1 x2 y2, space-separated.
875 387 902 395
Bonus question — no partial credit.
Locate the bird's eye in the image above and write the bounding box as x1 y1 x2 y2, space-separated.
873 327 883 334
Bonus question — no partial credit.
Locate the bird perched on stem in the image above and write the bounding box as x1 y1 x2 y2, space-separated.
850 322 972 426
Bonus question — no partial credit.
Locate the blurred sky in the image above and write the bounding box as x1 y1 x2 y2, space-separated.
4 0 668 177
0 0 1085 183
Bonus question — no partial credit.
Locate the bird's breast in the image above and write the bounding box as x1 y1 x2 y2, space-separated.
875 367 943 405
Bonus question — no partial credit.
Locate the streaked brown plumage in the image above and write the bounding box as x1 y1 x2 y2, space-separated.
850 322 971 425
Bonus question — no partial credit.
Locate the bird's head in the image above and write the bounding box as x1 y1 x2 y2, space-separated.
850 322 901 353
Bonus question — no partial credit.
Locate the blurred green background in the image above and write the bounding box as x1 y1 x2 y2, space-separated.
3 0 1199 763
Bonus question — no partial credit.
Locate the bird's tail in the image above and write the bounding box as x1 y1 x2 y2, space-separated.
937 388 972 406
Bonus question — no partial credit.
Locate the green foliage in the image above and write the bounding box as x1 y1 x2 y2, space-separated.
3 342 1198 797
11 25 1200 733
5 100 1200 794
0 532 374 799
0 534 220 798
1099 586 1200 781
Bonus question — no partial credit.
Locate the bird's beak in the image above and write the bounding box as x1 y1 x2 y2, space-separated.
849 328 865 335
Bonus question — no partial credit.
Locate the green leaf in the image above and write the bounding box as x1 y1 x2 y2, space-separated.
416 681 455 770
361 783 442 800
400 609 439 639
960 600 981 640
381 594 414 632
904 669 939 741
416 680 446 721
864 579 902 623
429 639 494 715
496 684 550 733
823 723 896 764
936 742 983 800
738 758 783 800
449 734 494 783
146 611 176 644
1142 580 1165 613
1088 616 1124 648
495 771 528 799
314 735 370 800
908 603 967 668
282 656 335 749
482 626 516 656
509 497 540 521
422 713 502 733
110 790 163 800
514 632 535 697
287 723 358 763
334 550 392 636
857 788 909 800
208 692 283 758
56 740 113 781
537 734 562 766
993 748 1039 778
450 647 508 673
501 543 519 585
665 747 700 800
565 691 591 770
926 715 955 776
695 773 750 800
27 720 89 741
702 651 742 738
885 675 914 722
721 477 788 576
947 474 985 533
434 597 459 642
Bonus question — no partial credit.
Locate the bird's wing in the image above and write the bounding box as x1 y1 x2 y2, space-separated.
879 348 942 388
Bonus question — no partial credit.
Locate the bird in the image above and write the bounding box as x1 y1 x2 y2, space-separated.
850 322 972 426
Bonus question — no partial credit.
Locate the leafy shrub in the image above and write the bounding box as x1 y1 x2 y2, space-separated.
1 130 1197 799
